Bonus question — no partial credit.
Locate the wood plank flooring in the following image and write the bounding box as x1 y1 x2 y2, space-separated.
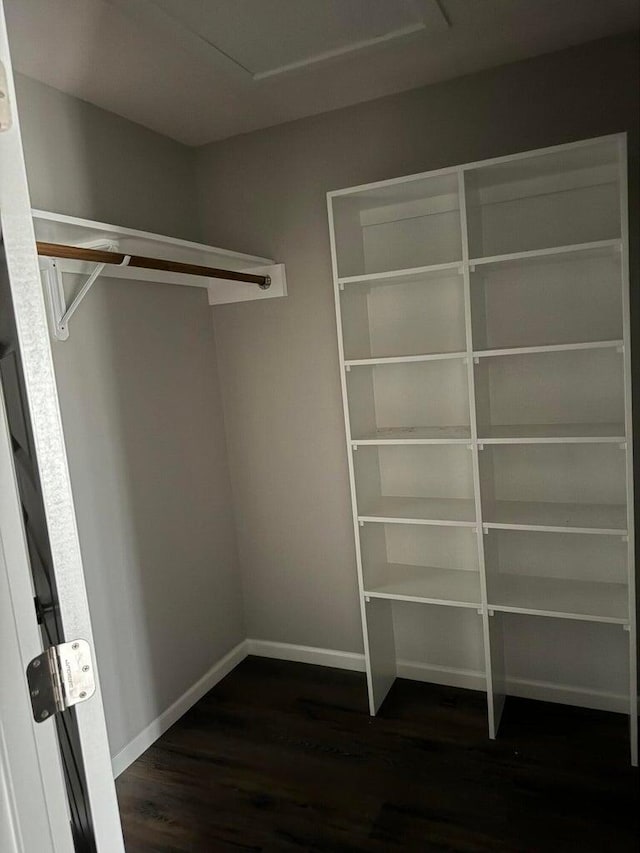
116 657 639 852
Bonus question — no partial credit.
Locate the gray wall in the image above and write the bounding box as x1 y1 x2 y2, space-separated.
195 33 639 654
14 75 244 759
16 73 199 240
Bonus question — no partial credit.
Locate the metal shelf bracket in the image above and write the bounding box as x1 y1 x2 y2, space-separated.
41 241 124 341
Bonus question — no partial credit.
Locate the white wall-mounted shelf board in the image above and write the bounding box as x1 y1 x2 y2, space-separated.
469 238 622 268
477 423 626 444
364 564 481 608
482 500 627 535
352 425 472 445
345 351 466 366
359 497 477 526
338 261 464 287
329 133 636 763
487 574 628 624
32 209 287 307
473 340 623 359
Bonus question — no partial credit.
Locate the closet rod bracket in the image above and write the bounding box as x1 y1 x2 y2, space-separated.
41 240 120 341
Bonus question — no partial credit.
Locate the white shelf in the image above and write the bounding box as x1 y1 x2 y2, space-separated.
32 208 287 307
345 351 466 367
469 239 621 269
352 426 472 445
487 574 628 624
338 261 462 287
365 564 481 607
358 496 477 526
483 500 627 535
473 340 622 359
478 423 626 444
32 208 271 270
339 241 622 283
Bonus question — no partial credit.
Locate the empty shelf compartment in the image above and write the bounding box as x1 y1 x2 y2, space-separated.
474 346 625 438
479 444 627 533
340 267 466 360
347 358 470 442
361 524 480 605
465 138 621 258
354 445 476 525
331 171 462 278
498 613 630 712
484 528 628 622
470 243 622 351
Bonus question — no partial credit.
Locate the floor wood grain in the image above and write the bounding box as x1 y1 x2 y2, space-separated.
116 657 639 852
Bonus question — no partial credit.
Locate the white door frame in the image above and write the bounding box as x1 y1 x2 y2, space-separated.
0 1 124 848
0 385 75 853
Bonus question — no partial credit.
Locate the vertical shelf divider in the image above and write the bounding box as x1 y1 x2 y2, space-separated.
618 136 638 766
326 195 396 715
457 169 504 738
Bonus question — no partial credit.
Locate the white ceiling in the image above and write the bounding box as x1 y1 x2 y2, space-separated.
5 0 639 146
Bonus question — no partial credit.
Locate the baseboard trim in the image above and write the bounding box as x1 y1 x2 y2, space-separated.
248 643 627 714
398 660 628 713
396 660 487 691
111 639 248 777
246 639 366 671
505 677 629 714
112 638 629 777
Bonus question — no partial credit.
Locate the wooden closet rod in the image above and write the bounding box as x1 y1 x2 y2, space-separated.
36 242 271 287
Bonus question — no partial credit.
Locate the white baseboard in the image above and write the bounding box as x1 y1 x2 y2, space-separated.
398 661 628 713
246 639 366 671
505 677 629 714
248 643 627 714
396 660 487 692
111 639 249 777
112 638 629 777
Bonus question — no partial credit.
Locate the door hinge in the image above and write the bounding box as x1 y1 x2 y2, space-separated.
27 640 96 722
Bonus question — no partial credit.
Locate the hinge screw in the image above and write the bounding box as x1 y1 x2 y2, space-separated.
79 691 87 699
72 642 80 650
31 688 39 697
32 658 41 668
40 710 49 720
82 665 90 672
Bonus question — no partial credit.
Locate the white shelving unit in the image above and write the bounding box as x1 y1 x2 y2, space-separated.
327 134 637 764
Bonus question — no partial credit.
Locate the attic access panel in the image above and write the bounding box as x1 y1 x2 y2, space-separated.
151 0 449 77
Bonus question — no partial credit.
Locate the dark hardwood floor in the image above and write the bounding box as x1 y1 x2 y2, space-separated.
116 657 639 852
